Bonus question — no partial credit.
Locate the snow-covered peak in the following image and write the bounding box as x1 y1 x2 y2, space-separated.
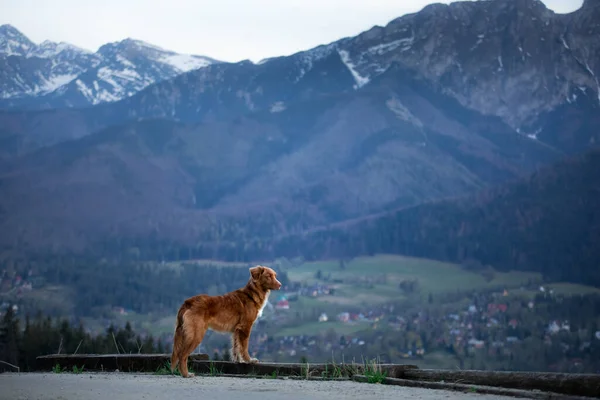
99 37 216 73
29 40 92 58
0 24 35 56
99 38 166 54
121 38 167 51
0 24 220 107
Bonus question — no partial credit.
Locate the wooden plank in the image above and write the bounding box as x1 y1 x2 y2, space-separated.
34 354 419 377
189 360 419 379
35 353 209 372
403 369 600 398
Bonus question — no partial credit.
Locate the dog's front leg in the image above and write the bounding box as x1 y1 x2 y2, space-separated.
230 333 241 363
235 326 258 364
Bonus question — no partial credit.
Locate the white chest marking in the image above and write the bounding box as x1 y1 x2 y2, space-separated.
257 292 270 318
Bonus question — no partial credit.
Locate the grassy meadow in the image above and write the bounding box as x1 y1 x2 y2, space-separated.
285 254 542 303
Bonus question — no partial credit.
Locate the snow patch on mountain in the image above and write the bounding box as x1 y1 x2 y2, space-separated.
0 25 34 56
290 44 337 83
160 54 212 73
367 36 414 56
1 39 32 56
116 54 136 68
471 34 485 52
270 101 286 113
338 49 370 89
40 73 79 93
75 79 95 101
29 40 92 58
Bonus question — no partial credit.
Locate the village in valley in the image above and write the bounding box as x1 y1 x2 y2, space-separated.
197 267 600 373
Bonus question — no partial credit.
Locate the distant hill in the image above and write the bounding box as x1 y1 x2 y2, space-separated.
268 148 600 287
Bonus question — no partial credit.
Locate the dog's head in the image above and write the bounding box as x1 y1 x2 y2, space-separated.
250 265 282 291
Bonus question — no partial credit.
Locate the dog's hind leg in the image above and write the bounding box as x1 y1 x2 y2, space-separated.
170 331 181 373
171 304 189 374
178 323 207 378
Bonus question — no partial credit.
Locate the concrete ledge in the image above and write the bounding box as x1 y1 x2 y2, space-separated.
403 369 600 399
354 375 595 400
33 354 600 398
35 353 209 372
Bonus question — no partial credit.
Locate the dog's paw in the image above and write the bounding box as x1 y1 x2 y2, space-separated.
238 357 258 364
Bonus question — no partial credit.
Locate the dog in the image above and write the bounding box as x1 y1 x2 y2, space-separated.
170 265 282 377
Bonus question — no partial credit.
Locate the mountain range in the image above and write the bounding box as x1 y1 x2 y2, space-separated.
0 24 219 109
0 0 598 282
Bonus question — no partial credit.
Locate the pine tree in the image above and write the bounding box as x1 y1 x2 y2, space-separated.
0 305 20 370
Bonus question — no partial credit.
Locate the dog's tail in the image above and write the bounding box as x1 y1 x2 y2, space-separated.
170 302 191 372
175 304 188 332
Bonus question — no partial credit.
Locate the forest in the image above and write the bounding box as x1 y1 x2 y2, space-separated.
57 147 600 288
0 306 164 372
268 147 600 286
1 257 288 318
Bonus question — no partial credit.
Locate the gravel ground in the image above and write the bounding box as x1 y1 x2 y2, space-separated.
0 373 531 400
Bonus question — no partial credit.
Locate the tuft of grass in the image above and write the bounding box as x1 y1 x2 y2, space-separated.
71 365 85 374
51 363 84 374
300 362 310 379
363 356 387 384
155 362 174 376
328 353 344 378
52 363 66 374
321 364 329 378
208 361 222 376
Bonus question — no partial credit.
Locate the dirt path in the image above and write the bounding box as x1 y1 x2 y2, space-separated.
0 372 530 400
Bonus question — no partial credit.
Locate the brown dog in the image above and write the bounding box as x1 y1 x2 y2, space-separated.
170 265 282 377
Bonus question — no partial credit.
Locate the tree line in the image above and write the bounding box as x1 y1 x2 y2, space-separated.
0 305 165 372
1 256 288 318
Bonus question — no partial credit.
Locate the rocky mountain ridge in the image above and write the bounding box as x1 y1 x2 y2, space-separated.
5 0 595 152
332 0 600 130
0 24 219 108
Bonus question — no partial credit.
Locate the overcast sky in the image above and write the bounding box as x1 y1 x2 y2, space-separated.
1 0 584 62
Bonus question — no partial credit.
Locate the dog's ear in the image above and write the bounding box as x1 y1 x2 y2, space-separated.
250 266 263 280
